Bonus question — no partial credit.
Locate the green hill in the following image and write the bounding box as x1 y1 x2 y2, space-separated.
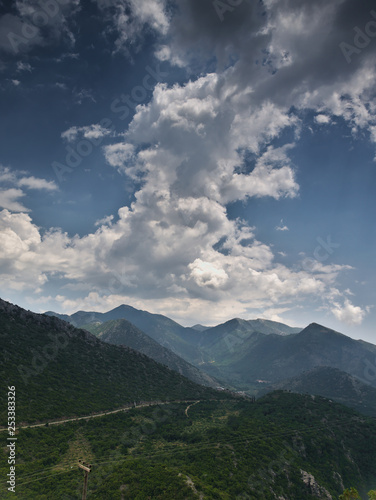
264 366 376 417
45 304 204 365
0 299 225 424
84 318 218 388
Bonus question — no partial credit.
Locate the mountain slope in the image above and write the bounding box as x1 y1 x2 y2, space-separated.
45 304 203 365
84 319 218 388
236 322 376 383
188 317 301 360
267 366 376 417
199 323 376 392
0 299 226 423
45 306 302 367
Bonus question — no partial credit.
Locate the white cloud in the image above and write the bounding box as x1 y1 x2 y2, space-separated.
331 299 368 326
95 215 114 227
61 124 112 142
104 143 135 169
314 114 331 125
0 166 58 211
96 0 169 54
0 166 58 191
18 176 58 191
276 219 289 231
0 189 29 212
61 126 79 142
1 0 373 329
154 44 184 67
189 259 229 289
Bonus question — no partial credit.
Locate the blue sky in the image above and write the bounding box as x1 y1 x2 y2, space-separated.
0 0 375 341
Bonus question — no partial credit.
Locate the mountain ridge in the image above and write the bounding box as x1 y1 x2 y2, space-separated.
84 318 218 388
0 298 227 423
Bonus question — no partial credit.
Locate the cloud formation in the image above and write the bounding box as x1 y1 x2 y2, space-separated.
0 0 80 55
0 0 373 328
96 0 169 54
0 167 58 212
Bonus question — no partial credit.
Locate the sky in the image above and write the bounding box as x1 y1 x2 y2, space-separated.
0 0 375 341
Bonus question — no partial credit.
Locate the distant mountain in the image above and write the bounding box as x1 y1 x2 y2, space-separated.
45 306 376 400
45 306 301 369
265 366 376 417
188 317 301 355
201 322 376 391
84 319 218 388
190 324 210 332
45 304 204 365
0 299 226 423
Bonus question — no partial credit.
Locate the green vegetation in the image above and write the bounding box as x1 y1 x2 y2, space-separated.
199 323 376 394
268 366 376 417
0 301 226 423
339 488 376 499
84 319 217 387
1 392 376 499
46 304 203 365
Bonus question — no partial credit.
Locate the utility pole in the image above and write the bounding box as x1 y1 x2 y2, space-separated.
78 460 92 500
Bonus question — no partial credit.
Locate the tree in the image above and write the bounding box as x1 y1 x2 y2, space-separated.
339 488 361 500
339 489 376 500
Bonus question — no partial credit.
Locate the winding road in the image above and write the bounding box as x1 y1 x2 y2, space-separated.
0 400 201 432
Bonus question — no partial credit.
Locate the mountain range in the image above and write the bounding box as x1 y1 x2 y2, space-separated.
84 318 217 388
46 305 376 402
2 298 376 498
0 299 225 424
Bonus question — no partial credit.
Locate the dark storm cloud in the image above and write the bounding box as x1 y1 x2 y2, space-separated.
247 0 376 105
169 0 269 69
167 0 376 106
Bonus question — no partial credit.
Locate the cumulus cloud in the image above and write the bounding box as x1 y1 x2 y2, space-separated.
162 0 376 143
189 259 229 289
104 143 135 169
331 299 368 325
1 0 372 327
95 215 114 227
315 114 331 125
0 189 29 212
